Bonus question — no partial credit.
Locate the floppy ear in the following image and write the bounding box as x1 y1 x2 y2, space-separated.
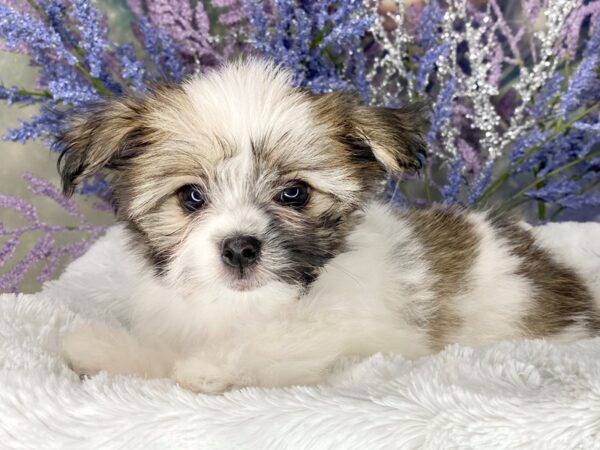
351 103 428 176
311 92 427 177
56 97 147 196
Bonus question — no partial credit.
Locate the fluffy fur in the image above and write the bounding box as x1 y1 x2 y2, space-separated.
57 60 600 393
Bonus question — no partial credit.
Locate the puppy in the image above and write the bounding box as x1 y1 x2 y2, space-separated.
58 60 600 394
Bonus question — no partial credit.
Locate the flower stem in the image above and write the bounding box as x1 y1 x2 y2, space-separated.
16 89 53 99
535 177 546 220
310 22 333 50
537 201 546 220
549 206 564 221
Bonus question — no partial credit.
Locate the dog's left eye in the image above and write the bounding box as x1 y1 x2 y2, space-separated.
178 185 205 212
276 183 310 208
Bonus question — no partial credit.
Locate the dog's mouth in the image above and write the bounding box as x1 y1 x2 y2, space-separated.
227 278 264 292
222 267 268 292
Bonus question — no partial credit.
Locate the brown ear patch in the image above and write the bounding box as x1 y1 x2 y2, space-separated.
352 103 428 176
310 92 427 179
56 96 150 196
56 84 186 197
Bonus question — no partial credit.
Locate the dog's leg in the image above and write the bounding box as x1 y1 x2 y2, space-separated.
62 324 176 379
170 316 393 394
170 305 433 395
171 347 340 395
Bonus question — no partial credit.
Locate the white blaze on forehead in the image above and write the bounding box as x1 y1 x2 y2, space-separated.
207 153 270 239
182 60 317 158
204 202 271 241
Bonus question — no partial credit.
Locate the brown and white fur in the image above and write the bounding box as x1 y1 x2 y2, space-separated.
59 60 600 394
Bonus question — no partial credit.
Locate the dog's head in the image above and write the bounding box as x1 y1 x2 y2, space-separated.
57 60 426 298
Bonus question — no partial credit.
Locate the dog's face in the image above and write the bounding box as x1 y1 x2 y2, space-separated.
58 60 425 299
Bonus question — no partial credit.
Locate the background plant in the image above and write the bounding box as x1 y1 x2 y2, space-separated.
1 0 599 292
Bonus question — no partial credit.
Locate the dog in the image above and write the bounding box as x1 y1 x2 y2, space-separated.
58 59 600 394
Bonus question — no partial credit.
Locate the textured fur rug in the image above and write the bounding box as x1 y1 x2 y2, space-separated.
1 223 600 449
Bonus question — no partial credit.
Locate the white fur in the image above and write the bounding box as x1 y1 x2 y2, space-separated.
447 212 535 344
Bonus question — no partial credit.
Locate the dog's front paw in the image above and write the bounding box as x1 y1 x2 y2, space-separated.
62 324 129 378
172 357 237 394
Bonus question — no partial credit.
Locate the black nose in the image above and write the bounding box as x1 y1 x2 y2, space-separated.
221 235 261 269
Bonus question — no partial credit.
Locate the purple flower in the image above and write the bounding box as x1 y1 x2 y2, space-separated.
23 173 82 218
531 73 563 119
563 2 600 59
487 45 504 87
559 53 599 118
246 0 269 54
0 194 38 223
526 178 582 203
212 0 246 26
0 85 44 105
116 44 147 93
319 9 372 49
78 173 111 202
510 129 550 171
535 130 593 178
43 60 100 104
43 0 78 50
457 138 480 174
0 235 53 292
0 237 19 267
146 1 208 56
557 192 600 210
247 0 373 95
573 121 600 131
419 1 444 50
126 0 144 16
0 4 77 65
416 42 450 91
138 16 185 81
69 0 108 78
468 162 495 205
440 157 465 206
0 174 109 292
5 110 63 143
131 0 235 69
583 14 600 59
426 77 456 145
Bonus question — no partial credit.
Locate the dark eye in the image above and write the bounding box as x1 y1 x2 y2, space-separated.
276 182 310 208
178 185 205 212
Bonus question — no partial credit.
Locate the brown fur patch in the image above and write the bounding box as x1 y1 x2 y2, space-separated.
309 92 427 191
490 217 600 336
57 84 191 197
404 207 480 350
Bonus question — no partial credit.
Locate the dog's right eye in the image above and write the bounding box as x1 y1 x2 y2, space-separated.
178 185 205 212
276 182 310 208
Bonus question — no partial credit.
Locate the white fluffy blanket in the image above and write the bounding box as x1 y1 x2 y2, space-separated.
2 223 600 449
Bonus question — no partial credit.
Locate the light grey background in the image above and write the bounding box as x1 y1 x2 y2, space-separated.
0 0 133 293
0 52 116 293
